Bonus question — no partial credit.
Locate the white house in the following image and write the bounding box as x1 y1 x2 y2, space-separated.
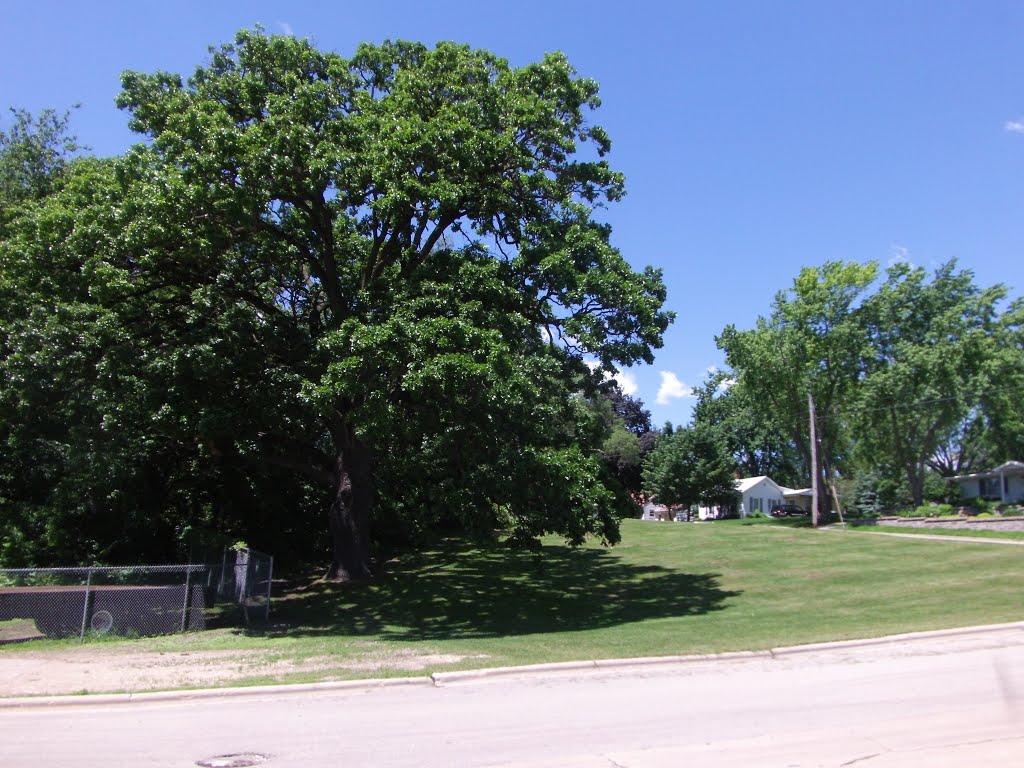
698 476 790 520
949 461 1024 505
641 501 672 521
641 500 691 522
778 485 815 512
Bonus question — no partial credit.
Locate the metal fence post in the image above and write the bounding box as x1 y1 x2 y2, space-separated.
180 567 192 633
218 547 228 599
264 556 274 622
235 548 249 605
78 568 93 642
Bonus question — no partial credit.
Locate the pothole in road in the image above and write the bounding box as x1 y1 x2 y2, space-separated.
195 754 270 767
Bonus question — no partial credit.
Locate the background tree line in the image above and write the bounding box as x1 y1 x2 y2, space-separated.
644 260 1024 515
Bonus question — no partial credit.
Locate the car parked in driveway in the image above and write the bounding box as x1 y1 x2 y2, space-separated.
770 503 806 517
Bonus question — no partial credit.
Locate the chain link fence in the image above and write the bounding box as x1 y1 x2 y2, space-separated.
0 548 273 642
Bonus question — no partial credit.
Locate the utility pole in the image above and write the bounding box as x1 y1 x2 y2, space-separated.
809 392 819 528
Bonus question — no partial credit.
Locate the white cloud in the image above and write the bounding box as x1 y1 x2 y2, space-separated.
717 377 736 393
611 370 639 395
656 371 693 405
279 21 294 36
1005 119 1024 134
586 361 639 395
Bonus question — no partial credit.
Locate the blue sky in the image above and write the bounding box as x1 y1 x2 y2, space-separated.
4 1 1024 427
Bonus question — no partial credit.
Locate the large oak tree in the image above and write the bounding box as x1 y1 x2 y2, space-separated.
101 30 670 578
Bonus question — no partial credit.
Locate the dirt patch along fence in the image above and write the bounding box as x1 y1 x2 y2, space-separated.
0 550 273 642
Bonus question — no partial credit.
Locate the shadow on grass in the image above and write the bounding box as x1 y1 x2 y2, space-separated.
765 517 817 528
736 517 837 529
261 541 740 641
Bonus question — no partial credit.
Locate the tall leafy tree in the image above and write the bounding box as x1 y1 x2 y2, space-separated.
977 297 1024 464
855 261 1006 505
602 381 653 435
107 30 670 578
0 154 325 566
0 106 83 214
0 111 104 564
590 381 655 495
717 262 877 513
641 424 736 511
689 371 802 485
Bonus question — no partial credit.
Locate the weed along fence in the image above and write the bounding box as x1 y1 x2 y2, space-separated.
0 549 273 642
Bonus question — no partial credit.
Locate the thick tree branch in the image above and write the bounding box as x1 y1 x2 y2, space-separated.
255 432 336 488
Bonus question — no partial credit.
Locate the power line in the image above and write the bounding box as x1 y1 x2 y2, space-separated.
814 382 1024 423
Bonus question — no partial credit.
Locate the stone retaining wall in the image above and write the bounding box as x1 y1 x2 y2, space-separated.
861 516 1024 532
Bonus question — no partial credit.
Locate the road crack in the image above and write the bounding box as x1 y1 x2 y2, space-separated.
840 754 880 766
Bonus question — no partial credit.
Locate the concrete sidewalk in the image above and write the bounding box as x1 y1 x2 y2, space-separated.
836 527 1024 545
3 619 1023 709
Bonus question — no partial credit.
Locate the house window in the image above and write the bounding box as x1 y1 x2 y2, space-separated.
980 478 1001 500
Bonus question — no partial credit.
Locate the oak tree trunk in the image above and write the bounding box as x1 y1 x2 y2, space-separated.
326 433 374 581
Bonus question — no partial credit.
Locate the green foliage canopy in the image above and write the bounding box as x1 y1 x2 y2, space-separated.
642 425 736 511
717 262 877 511
1 31 672 574
716 258 1021 511
855 261 1008 505
689 372 801 486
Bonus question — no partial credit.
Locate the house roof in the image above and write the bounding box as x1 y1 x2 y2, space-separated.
733 476 812 495
736 476 798 495
949 461 1024 482
733 477 814 498
735 476 769 493
780 486 814 497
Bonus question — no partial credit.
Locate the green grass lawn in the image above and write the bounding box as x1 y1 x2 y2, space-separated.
5 519 1024 687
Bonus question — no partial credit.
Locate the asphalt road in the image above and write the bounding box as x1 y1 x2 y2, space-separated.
3 627 1024 767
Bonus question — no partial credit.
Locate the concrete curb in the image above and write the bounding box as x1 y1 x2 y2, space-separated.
0 675 432 709
594 650 766 669
768 620 1024 656
429 650 770 685
4 621 1023 708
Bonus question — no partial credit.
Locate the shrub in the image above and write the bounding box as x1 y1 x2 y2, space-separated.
922 471 961 505
909 503 954 518
851 481 883 517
